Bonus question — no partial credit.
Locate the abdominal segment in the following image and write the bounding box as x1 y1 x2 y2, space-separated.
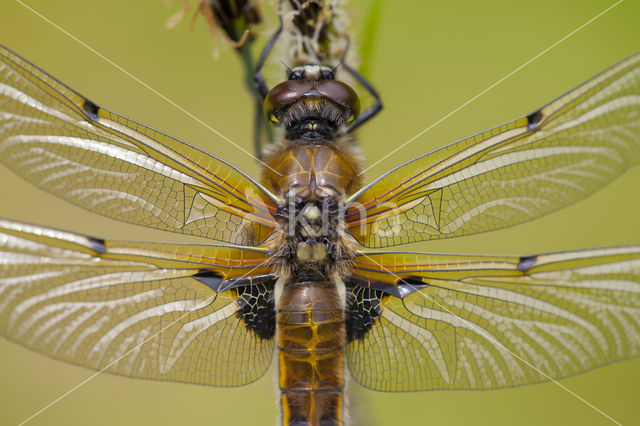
277 280 346 426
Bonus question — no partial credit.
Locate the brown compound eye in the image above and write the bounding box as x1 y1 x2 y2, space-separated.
263 78 361 126
314 80 360 119
264 80 313 122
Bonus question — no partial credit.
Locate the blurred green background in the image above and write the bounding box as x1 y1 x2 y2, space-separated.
1 0 639 425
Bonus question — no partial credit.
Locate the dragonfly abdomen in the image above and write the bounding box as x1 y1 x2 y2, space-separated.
277 279 346 426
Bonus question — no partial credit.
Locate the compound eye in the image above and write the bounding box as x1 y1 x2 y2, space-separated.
314 80 361 119
263 80 313 121
288 70 305 80
320 70 334 80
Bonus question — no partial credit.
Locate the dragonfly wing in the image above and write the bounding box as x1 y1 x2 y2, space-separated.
345 52 640 248
346 248 640 391
0 218 276 386
0 45 280 246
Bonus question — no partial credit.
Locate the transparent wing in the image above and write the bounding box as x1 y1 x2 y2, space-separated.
0 218 276 386
0 45 280 246
347 247 640 391
346 52 640 248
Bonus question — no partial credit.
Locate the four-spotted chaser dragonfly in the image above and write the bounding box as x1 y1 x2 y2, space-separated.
1 5 640 426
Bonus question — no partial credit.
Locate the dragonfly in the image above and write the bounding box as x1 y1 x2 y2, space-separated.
1 10 640 426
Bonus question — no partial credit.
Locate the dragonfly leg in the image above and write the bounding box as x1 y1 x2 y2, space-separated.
342 63 383 133
254 15 283 99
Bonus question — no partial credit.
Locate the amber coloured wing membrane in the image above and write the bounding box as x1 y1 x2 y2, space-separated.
346 247 640 391
345 52 640 248
0 45 281 246
0 219 276 386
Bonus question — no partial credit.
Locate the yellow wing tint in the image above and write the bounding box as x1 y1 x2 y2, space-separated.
347 247 640 391
0 218 276 386
0 45 280 246
346 52 640 248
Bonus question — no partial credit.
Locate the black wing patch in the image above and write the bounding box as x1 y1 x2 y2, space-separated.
345 275 429 341
193 272 276 340
345 280 387 342
233 281 276 340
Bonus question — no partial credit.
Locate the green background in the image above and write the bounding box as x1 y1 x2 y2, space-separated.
1 0 639 425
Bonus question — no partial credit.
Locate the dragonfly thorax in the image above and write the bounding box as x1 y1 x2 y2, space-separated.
262 140 364 281
262 141 363 197
270 196 347 279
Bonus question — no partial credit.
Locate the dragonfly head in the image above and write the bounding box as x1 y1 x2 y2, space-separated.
263 65 360 141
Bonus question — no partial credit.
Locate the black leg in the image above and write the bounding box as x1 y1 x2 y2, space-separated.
254 15 283 99
341 63 383 133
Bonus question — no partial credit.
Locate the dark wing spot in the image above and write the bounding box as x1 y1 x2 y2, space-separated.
396 277 428 298
345 283 386 342
87 236 106 254
526 109 543 131
192 270 225 292
517 255 538 272
234 282 276 340
217 273 277 292
347 275 426 299
82 99 100 121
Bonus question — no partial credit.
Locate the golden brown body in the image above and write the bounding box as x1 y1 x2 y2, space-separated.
262 140 362 425
262 141 362 199
277 281 345 426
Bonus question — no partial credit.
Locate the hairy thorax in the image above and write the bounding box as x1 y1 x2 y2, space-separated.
261 140 364 282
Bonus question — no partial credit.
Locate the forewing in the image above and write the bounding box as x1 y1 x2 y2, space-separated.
0 45 280 246
347 248 640 391
0 218 276 386
346 52 640 247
